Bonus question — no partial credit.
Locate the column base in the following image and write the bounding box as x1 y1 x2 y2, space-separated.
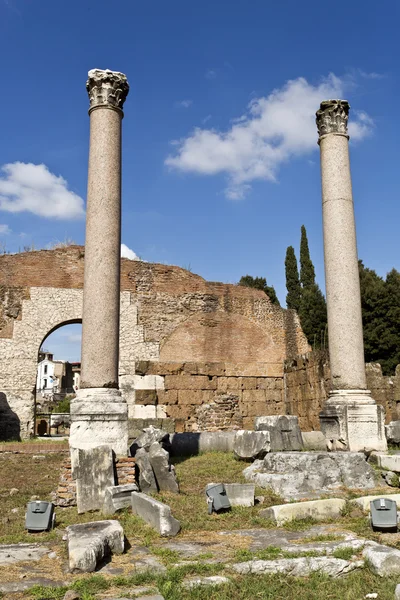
69 388 128 456
320 390 387 452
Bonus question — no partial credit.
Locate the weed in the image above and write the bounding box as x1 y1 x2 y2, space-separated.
332 546 358 561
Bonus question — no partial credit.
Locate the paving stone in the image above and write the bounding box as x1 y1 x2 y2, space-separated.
183 575 230 588
148 442 179 493
103 483 139 514
362 544 400 576
255 416 303 451
370 454 400 473
0 543 50 565
66 519 124 573
71 445 115 514
131 492 181 536
233 430 270 459
232 556 363 577
260 498 346 525
0 578 68 593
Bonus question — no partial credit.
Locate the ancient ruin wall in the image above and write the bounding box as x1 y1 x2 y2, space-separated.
0 247 309 439
284 351 400 430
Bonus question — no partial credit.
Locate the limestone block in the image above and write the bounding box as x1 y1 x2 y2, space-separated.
243 452 377 501
71 445 115 514
350 494 400 512
362 544 400 576
177 390 214 405
372 454 400 473
254 416 303 451
385 421 400 444
233 430 270 459
148 443 179 493
232 556 360 577
133 375 165 390
396 583 400 600
134 448 158 493
66 520 124 572
260 498 346 526
301 431 327 450
131 492 181 536
164 375 217 390
103 484 139 514
224 483 255 507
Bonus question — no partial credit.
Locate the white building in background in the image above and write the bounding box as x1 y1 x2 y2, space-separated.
36 351 80 400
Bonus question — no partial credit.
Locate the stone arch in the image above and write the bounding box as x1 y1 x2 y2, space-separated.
0 287 83 439
160 311 278 363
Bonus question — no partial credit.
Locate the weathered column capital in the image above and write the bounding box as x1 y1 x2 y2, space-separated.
86 69 129 115
316 99 350 141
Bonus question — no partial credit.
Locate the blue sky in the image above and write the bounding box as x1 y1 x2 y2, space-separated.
1 0 399 362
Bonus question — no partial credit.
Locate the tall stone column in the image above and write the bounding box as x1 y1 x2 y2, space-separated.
69 69 129 456
317 100 386 452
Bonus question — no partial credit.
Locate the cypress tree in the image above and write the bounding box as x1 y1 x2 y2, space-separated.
300 225 316 289
285 246 301 311
297 225 327 348
238 275 280 306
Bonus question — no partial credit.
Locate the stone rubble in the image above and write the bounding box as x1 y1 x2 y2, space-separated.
103 483 139 514
254 415 303 451
233 430 270 459
232 556 363 577
183 575 230 588
148 442 179 493
362 544 400 576
66 520 124 573
131 492 181 537
243 451 377 500
260 498 346 526
71 445 115 514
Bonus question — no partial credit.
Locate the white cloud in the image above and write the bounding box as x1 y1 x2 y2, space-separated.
0 224 11 234
0 162 85 219
60 331 82 344
358 70 385 80
202 114 212 124
175 99 193 109
165 74 374 199
205 69 217 80
121 243 139 260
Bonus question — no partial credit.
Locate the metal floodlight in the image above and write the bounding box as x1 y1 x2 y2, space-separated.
370 498 398 532
25 501 55 532
206 483 231 515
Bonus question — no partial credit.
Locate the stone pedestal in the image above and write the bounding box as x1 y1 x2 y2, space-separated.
316 100 387 452
320 392 387 452
70 389 128 455
70 69 130 456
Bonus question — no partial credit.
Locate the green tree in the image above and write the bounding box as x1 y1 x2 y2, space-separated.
238 275 280 306
296 225 328 348
359 261 400 374
300 224 316 289
298 283 328 349
285 246 301 311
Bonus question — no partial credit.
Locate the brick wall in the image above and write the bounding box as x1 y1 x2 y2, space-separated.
284 351 400 430
129 361 285 433
0 247 309 440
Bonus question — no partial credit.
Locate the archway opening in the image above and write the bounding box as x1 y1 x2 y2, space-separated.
35 320 82 437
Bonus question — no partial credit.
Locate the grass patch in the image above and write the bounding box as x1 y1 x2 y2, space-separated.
234 545 321 562
332 546 358 560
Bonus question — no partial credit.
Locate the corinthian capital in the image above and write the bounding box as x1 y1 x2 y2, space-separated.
316 99 350 139
86 69 129 113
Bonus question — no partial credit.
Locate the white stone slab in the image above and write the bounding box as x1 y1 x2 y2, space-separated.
350 493 400 512
260 498 346 526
